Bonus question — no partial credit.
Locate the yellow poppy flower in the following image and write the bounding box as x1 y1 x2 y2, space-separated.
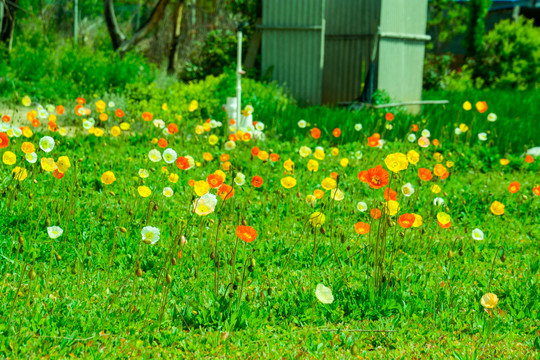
280 176 297 189
101 171 116 185
138 186 152 198
384 153 408 173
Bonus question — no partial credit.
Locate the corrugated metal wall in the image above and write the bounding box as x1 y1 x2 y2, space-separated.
322 0 380 104
378 0 429 113
261 0 325 105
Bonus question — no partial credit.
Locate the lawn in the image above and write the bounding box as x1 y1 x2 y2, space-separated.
0 87 539 359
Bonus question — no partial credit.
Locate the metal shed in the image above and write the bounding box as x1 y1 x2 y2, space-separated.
260 0 430 112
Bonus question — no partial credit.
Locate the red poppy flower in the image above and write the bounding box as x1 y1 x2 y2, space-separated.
229 134 237 142
243 132 251 141
56 105 65 115
418 168 433 181
236 225 257 243
332 128 341 137
2 115 10 123
0 132 9 148
32 119 40 128
207 174 223 189
533 185 540 196
311 128 321 139
251 175 263 188
251 146 260 156
270 153 280 162
433 139 440 146
168 124 178 134
354 222 370 235
53 169 65 179
48 121 58 132
525 155 534 163
217 184 234 200
370 208 382 219
397 214 415 229
366 165 389 189
115 109 125 118
508 181 520 194
76 97 86 104
411 124 418 132
385 112 394 121
158 138 168 148
367 133 380 147
384 187 397 201
176 156 190 170
220 154 230 162
142 112 153 121
330 172 338 180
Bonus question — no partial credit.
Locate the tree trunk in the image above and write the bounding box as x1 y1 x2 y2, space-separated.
167 0 185 74
1 0 18 52
103 0 171 56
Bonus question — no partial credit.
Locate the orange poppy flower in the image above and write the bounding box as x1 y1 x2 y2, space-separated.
433 164 447 177
432 139 440 146
27 111 36 121
76 97 86 104
115 109 125 118
229 119 236 125
314 189 324 199
32 119 40 128
158 138 168 148
222 161 231 171
385 112 394 121
220 154 230 162
168 124 178 134
366 165 389 189
48 121 58 132
217 184 234 200
475 101 488 113
270 153 280 162
207 173 224 188
367 133 380 147
251 146 260 156
251 175 263 188
0 132 9 148
525 155 534 163
384 187 397 201
188 179 195 187
533 185 540 196
397 214 415 229
176 156 190 170
311 128 321 139
243 132 251 141
440 171 449 180
142 112 153 121
332 128 341 137
53 169 65 179
236 225 257 243
228 134 237 142
411 124 418 132
370 208 382 219
56 105 65 115
99 113 108 121
354 222 370 235
508 181 520 193
357 170 368 183
2 115 10 123
330 171 338 180
418 168 433 181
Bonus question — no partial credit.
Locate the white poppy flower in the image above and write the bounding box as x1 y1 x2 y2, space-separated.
141 226 160 244
148 149 162 162
472 228 484 241
224 141 236 151
356 201 368 212
478 133 488 141
138 169 149 178
315 284 334 304
402 183 415 197
355 151 363 159
12 127 22 137
487 113 497 122
407 134 416 142
455 128 462 135
234 172 246 186
209 120 218 128
255 122 265 131
354 123 362 131
163 148 177 164
47 226 64 239
421 129 431 138
330 188 344 201
162 128 170 136
153 119 165 128
39 136 55 153
26 152 38 164
108 101 115 108
163 187 174 198
193 193 217 216
298 120 307 128
433 197 444 206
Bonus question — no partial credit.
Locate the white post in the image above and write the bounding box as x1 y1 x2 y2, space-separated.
236 27 243 132
74 0 79 44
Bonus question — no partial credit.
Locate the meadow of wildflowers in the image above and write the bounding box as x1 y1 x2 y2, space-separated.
0 94 538 358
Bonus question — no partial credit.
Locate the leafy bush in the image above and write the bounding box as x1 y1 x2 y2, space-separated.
475 16 540 90
0 36 155 102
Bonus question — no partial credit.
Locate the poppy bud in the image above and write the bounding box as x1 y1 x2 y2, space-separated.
228 292 234 298
166 274 172 284
320 226 326 235
87 250 92 257
119 226 127 233
399 231 405 238
18 236 24 245
233 284 238 290
448 251 453 259
108 191 115 196
209 252 215 260
267 287 272 296
33 179 38 184
251 258 256 268
71 265 77 275
135 268 143 277
340 234 346 243
171 256 177 265
46 218 51 226
181 236 187 246
29 193 33 199
248 265 254 272
55 252 62 261
28 269 37 280
522 194 528 201
351 344 360 356
297 191 301 198
346 245 351 251
501 254 506 262
153 203 159 211
459 248 464 256
128 209 134 216
242 218 248 226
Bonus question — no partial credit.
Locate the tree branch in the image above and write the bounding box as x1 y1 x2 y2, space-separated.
103 0 126 50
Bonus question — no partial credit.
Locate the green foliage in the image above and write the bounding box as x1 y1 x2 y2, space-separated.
475 16 540 90
423 53 455 90
427 0 467 53
0 38 155 102
464 0 491 58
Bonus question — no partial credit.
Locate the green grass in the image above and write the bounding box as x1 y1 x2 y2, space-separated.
0 89 539 359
